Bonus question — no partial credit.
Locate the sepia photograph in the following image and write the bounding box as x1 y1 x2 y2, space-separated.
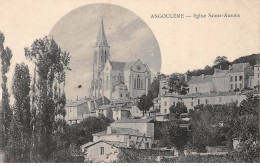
0 0 259 163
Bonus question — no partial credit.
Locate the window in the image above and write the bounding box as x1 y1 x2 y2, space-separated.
219 97 221 103
164 109 167 113
137 75 141 89
129 135 132 139
258 73 260 78
230 76 233 82
100 147 104 155
164 101 167 106
239 76 243 81
230 84 233 90
205 99 208 104
235 84 237 89
120 94 123 98
191 102 193 106
235 76 237 81
126 94 128 97
198 99 200 105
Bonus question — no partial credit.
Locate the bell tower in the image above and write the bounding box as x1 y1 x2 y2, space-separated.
92 17 110 98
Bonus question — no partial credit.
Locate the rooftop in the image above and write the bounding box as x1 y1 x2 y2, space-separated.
93 127 149 137
186 75 213 84
229 63 250 73
113 118 153 123
110 61 126 71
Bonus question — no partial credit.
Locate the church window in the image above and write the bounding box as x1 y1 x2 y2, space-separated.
141 80 143 89
119 73 121 82
164 101 167 106
106 76 109 89
134 78 137 89
120 94 123 98
137 75 141 89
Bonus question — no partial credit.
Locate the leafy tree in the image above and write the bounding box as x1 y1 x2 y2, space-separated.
169 102 188 119
25 36 70 162
167 122 189 156
7 63 31 162
0 31 13 149
214 56 228 65
137 94 154 116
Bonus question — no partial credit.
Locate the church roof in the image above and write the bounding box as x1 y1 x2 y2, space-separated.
96 17 109 47
110 61 126 71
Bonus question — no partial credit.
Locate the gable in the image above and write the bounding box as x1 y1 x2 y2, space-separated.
131 59 148 73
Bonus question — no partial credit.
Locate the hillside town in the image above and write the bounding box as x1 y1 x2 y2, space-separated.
0 16 259 163
62 19 260 162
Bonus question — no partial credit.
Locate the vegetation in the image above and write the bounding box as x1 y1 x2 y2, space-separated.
0 32 13 149
137 94 154 116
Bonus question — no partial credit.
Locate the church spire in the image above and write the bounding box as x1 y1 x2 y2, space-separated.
96 17 109 47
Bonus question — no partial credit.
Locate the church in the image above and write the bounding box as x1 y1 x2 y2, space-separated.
90 18 151 101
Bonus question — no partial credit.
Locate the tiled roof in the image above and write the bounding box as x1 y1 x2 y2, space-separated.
81 140 127 150
110 61 126 71
254 63 260 67
186 75 213 84
105 141 128 148
113 119 153 123
213 69 229 77
93 127 149 137
229 63 249 73
124 61 136 71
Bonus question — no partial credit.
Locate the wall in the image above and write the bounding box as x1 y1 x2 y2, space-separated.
84 142 119 163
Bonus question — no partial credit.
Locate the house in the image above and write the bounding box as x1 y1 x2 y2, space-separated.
187 74 214 94
227 63 254 91
81 126 153 162
254 63 260 89
65 98 91 125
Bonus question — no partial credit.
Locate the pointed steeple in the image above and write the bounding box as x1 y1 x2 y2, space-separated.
96 17 109 47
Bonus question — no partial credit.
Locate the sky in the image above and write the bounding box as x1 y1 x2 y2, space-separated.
0 0 259 101
49 4 161 100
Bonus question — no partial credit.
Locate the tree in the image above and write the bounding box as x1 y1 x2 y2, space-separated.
167 122 189 155
25 36 70 162
7 63 31 162
137 94 154 116
169 102 188 119
214 56 228 65
0 31 13 149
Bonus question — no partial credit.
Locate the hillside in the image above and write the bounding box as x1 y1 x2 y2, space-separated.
185 54 260 77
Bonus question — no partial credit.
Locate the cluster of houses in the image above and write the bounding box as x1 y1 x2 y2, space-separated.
64 18 260 162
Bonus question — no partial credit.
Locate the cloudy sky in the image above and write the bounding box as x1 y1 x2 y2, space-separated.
0 0 259 101
49 4 161 100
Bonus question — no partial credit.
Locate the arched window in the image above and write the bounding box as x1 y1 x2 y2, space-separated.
137 75 141 89
134 78 137 89
104 50 107 63
106 76 109 89
141 80 143 89
118 73 121 82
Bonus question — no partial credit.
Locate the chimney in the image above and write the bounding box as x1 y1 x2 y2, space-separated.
107 126 112 134
229 65 232 70
201 74 205 79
